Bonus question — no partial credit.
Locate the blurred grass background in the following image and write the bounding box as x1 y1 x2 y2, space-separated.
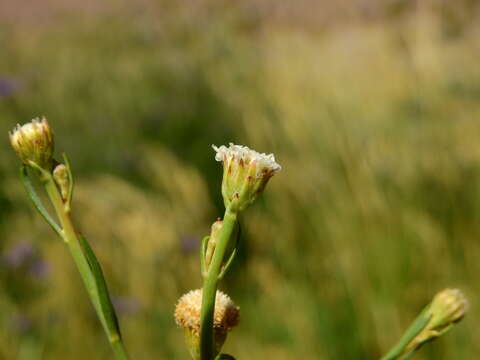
0 0 479 358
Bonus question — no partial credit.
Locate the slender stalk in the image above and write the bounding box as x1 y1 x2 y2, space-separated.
43 175 130 359
112 339 130 360
380 309 430 360
199 209 238 360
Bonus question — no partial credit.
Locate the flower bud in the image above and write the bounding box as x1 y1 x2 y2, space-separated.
205 220 223 270
403 288 468 355
9 117 54 171
174 289 239 360
427 288 468 331
53 164 70 200
212 143 281 212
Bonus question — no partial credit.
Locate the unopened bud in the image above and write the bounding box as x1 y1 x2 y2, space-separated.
404 288 468 355
212 143 281 212
205 220 223 269
174 289 239 360
9 117 54 171
53 164 70 200
427 288 468 331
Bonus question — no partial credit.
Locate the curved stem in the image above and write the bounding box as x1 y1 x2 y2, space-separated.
199 209 238 360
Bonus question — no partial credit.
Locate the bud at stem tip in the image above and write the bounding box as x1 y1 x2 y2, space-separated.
9 117 54 171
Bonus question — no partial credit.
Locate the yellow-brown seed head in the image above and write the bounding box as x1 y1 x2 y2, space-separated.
174 289 239 336
175 289 239 360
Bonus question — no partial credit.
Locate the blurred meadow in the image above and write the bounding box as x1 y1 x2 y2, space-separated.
1 0 480 359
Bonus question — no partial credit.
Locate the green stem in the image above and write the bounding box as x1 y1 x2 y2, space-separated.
43 177 130 360
380 309 431 360
112 338 130 360
200 209 238 360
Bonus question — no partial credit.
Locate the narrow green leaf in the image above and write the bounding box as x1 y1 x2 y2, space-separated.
20 166 62 236
78 234 121 340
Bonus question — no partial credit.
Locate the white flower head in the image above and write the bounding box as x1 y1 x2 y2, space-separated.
212 143 281 211
9 117 54 171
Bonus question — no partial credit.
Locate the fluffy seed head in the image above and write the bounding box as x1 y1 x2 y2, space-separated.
212 143 281 211
9 117 54 170
174 289 239 336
